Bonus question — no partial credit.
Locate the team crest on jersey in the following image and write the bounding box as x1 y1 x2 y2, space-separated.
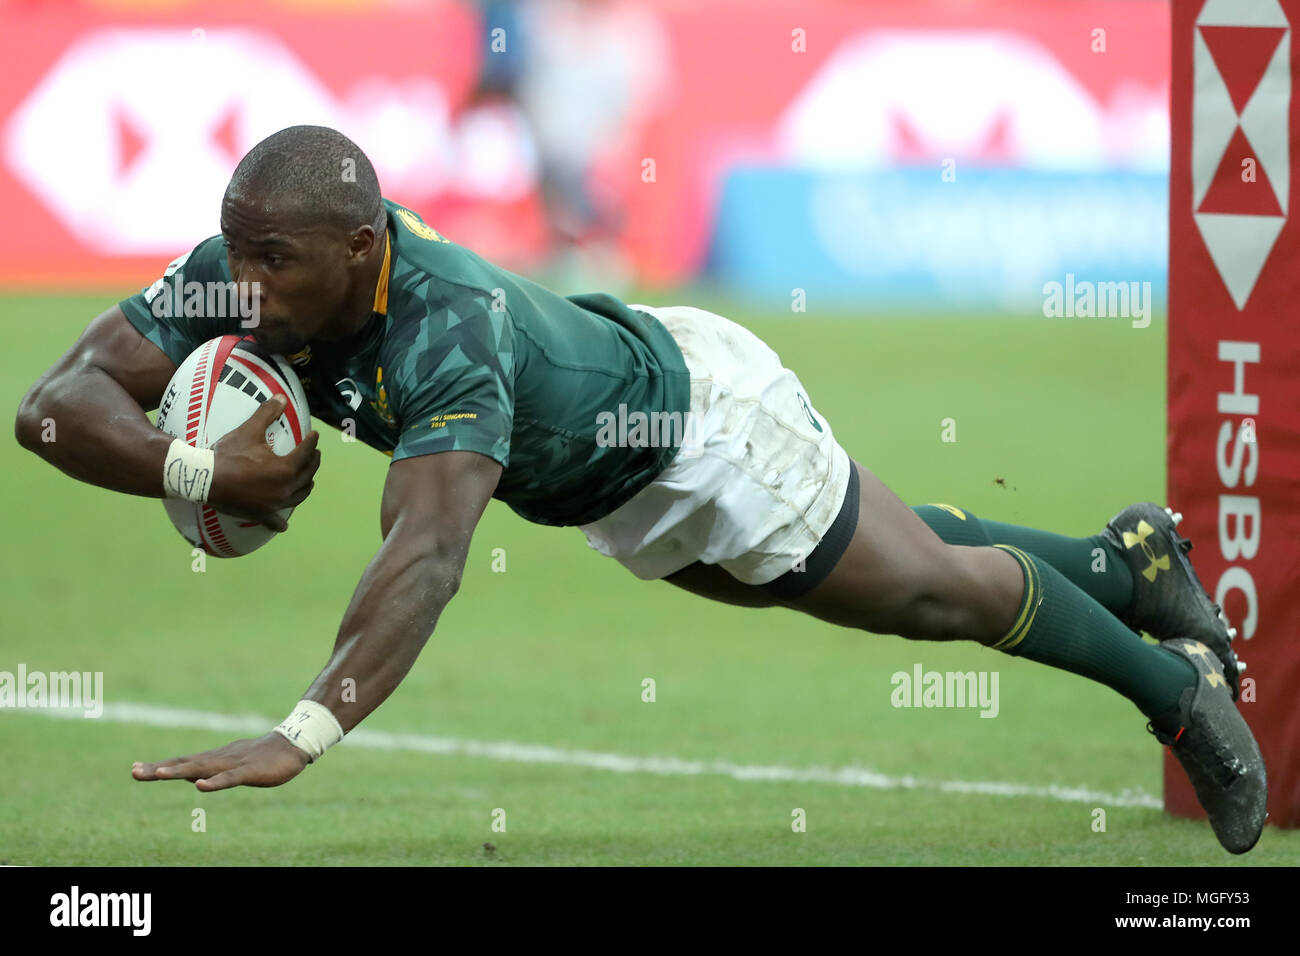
369 366 396 426
394 206 448 243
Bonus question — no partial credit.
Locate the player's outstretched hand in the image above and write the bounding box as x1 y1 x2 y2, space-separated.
132 732 311 791
208 395 321 532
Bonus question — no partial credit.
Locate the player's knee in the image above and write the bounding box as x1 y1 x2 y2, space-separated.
882 548 1007 643
888 592 979 643
848 582 965 642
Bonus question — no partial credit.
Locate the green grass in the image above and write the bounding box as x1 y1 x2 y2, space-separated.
2 293 1295 866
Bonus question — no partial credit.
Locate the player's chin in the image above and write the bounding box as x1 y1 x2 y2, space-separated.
250 324 305 356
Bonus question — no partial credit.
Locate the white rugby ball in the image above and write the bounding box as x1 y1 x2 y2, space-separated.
156 335 311 557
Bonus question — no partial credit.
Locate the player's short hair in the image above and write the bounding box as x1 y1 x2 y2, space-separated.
226 126 386 238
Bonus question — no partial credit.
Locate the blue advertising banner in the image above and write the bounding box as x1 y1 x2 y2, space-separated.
706 168 1168 314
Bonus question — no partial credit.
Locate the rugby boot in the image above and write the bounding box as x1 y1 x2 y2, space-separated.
1148 639 1267 854
1101 502 1243 700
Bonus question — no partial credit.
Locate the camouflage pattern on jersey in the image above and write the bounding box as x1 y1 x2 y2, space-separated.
119 199 691 526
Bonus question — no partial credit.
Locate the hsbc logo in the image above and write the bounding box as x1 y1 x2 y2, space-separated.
1192 0 1290 310
776 31 1168 171
3 28 451 255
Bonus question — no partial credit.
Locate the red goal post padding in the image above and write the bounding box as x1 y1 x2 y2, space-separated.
1169 0 1300 828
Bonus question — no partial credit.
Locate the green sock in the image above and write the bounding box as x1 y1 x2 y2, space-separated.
990 544 1196 729
912 504 1133 618
982 519 1133 618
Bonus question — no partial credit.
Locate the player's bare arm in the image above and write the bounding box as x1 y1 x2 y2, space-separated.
14 304 321 530
311 449 501 734
131 449 502 791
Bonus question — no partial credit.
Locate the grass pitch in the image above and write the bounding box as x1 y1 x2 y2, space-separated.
2 292 1296 866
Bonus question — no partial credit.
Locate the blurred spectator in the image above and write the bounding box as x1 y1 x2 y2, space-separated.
435 75 549 273
413 0 546 273
513 0 673 289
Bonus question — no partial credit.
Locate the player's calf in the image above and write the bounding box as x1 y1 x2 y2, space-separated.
916 545 1029 645
846 545 1025 645
784 464 1024 645
791 462 1199 737
792 463 1263 851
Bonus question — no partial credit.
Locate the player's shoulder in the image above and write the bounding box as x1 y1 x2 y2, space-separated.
384 198 453 251
125 235 231 321
154 235 231 285
383 198 460 283
382 199 512 316
381 200 513 349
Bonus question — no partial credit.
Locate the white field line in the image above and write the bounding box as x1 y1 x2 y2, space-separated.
30 701 1162 809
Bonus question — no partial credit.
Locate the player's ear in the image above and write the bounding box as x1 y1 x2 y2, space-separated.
347 225 377 262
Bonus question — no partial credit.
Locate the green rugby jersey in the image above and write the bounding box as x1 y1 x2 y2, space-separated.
119 199 691 526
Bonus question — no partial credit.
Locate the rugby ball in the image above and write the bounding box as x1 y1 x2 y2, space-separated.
156 335 311 557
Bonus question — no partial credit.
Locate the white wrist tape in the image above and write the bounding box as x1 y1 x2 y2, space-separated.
273 699 345 763
163 438 214 503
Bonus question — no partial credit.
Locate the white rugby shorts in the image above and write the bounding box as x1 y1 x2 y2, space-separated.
578 304 853 586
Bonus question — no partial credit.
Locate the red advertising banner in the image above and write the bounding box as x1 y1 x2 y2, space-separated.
0 0 1170 289
1169 0 1300 827
621 0 1169 284
0 0 487 285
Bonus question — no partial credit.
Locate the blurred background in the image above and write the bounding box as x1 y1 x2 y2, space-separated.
10 0 1300 867
0 0 1169 313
